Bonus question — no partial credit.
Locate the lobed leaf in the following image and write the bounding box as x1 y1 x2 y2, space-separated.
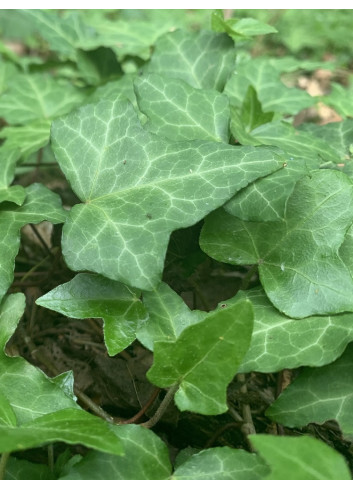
36 273 147 355
147 300 253 415
51 98 282 291
201 170 353 318
266 343 353 441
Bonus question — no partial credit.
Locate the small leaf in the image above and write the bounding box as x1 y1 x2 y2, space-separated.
36 273 147 355
237 287 353 373
201 170 353 318
212 11 277 39
0 120 52 160
146 29 236 91
0 184 67 302
135 73 230 142
51 98 281 291
0 147 25 205
323 79 353 118
0 408 123 456
60 424 172 480
147 300 253 415
172 446 269 480
0 73 87 125
250 435 351 480
137 282 207 350
266 343 353 441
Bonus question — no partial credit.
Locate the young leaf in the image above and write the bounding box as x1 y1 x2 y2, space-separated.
146 29 236 91
0 148 25 205
201 170 353 318
0 408 123 456
147 300 253 415
36 273 147 355
60 424 171 480
249 435 351 480
266 343 353 441
172 447 269 480
137 282 207 350
224 57 315 115
0 184 67 302
134 73 230 142
236 287 353 373
0 74 87 125
51 98 281 291
212 11 277 40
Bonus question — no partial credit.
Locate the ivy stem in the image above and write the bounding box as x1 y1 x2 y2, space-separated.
237 373 256 452
240 264 258 290
141 384 178 429
0 452 10 480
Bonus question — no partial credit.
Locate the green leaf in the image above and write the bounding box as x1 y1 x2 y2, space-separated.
250 121 341 163
0 147 25 205
237 287 353 373
51 98 281 291
147 300 253 415
21 10 98 60
0 392 17 427
225 157 320 222
0 58 19 95
250 435 351 480
0 74 87 125
5 457 52 480
36 273 147 355
266 343 353 441
76 47 122 86
0 408 123 455
146 29 236 91
0 120 52 160
172 446 269 480
212 11 277 40
137 282 207 350
0 184 67 302
134 73 230 142
241 85 274 132
60 424 171 480
200 170 353 318
225 56 315 115
323 80 353 118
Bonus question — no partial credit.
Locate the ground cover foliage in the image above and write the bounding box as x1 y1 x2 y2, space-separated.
0 8 353 480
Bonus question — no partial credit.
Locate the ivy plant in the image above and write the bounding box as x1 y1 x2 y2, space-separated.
0 8 353 480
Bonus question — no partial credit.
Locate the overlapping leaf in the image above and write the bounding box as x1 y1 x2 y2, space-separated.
134 73 230 142
172 447 269 480
0 147 25 205
60 424 172 480
323 80 353 118
266 343 353 441
36 273 147 355
249 435 351 480
212 10 277 39
0 121 52 160
235 287 353 373
0 293 124 456
147 300 253 415
137 282 207 350
5 457 52 480
51 98 281 291
146 29 236 91
201 170 353 318
0 184 67 302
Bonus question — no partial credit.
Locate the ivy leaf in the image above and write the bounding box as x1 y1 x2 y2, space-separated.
250 435 351 480
60 424 172 480
323 79 353 119
224 57 315 115
137 282 207 350
5 457 52 480
0 184 67 302
0 391 17 427
266 343 353 441
0 74 87 125
146 29 236 91
51 98 281 291
212 11 277 39
236 287 353 373
0 147 25 205
0 121 52 160
225 157 319 222
147 300 253 415
36 273 147 355
0 58 19 94
0 409 123 456
200 170 353 318
134 73 230 142
172 447 269 480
